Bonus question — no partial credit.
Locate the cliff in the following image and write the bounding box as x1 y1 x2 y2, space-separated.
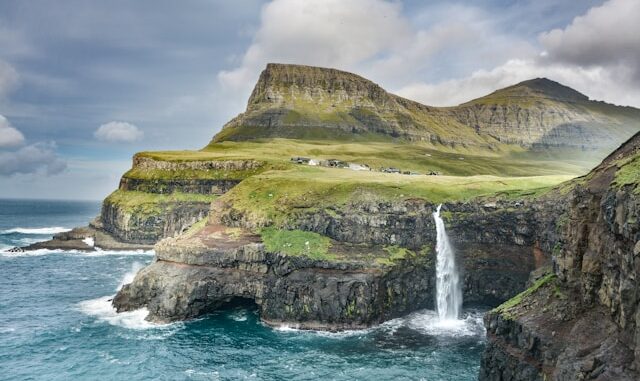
113 179 567 328
480 132 640 380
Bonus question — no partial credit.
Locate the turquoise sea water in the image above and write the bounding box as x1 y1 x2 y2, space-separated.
0 199 486 380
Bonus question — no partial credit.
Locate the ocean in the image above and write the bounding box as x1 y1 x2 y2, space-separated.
0 199 486 380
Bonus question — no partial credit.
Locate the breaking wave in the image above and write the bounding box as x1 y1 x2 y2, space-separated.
1 227 71 235
77 262 175 331
0 248 154 258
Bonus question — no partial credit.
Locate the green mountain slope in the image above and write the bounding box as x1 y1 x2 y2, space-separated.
213 64 640 153
451 77 640 150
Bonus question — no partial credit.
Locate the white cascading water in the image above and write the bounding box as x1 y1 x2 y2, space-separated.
432 204 462 321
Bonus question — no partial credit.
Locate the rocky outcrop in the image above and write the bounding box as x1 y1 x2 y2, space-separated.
24 225 153 251
97 157 262 243
113 224 434 329
100 198 211 244
216 197 564 306
113 191 566 328
479 133 640 380
214 63 489 147
118 177 239 195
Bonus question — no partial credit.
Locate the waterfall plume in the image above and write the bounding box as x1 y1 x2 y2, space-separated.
433 204 462 321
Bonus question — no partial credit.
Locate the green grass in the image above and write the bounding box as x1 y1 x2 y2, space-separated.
376 246 415 266
260 227 334 260
104 190 215 215
220 165 574 225
492 273 556 320
181 217 209 239
614 154 640 192
201 139 587 176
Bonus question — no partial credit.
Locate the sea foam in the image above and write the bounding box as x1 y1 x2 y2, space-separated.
77 262 173 330
77 296 155 330
0 248 154 258
1 227 71 235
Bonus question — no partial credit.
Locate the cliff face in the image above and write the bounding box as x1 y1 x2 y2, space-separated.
480 133 640 380
113 222 435 329
214 63 491 147
450 78 640 150
218 196 564 306
213 64 640 151
112 191 565 328
97 157 263 244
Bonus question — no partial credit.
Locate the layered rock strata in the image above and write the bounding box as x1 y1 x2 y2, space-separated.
113 194 564 328
214 64 640 151
479 133 640 381
114 223 434 329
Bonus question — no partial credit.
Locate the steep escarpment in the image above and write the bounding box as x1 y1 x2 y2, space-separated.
216 194 564 306
214 64 640 152
113 222 435 329
97 155 266 244
113 178 569 328
480 133 640 380
213 63 498 147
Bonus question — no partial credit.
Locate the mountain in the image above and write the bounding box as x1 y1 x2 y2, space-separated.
452 77 640 149
213 63 493 147
213 64 640 152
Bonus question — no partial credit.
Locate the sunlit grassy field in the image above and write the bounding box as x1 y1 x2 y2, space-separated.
135 138 597 177
217 165 574 225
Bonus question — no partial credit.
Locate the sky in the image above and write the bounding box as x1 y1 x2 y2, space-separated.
1 0 639 200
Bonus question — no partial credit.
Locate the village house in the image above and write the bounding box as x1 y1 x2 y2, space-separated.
290 157 311 164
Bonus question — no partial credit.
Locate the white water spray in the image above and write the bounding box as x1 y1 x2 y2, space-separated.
433 204 462 321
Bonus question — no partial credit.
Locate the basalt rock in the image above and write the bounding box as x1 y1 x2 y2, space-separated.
99 199 211 244
216 196 564 307
113 224 434 329
479 132 640 381
113 191 565 329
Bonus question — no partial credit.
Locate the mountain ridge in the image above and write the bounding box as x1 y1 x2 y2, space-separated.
213 63 640 151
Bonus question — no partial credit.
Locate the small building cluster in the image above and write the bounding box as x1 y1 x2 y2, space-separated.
291 157 440 176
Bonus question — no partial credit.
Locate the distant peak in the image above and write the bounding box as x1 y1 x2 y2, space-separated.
490 77 589 102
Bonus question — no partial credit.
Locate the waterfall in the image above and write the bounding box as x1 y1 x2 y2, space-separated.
432 204 462 321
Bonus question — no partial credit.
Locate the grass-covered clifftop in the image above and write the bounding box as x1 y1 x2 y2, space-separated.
216 165 572 226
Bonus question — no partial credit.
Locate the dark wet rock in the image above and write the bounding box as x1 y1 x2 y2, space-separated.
113 224 434 329
479 133 640 381
24 225 153 252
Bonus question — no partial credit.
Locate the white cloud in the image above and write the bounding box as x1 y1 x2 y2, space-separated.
540 0 640 78
94 121 143 142
218 0 411 97
0 142 67 176
396 0 640 107
217 0 536 108
396 59 628 106
218 0 640 108
0 115 25 147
